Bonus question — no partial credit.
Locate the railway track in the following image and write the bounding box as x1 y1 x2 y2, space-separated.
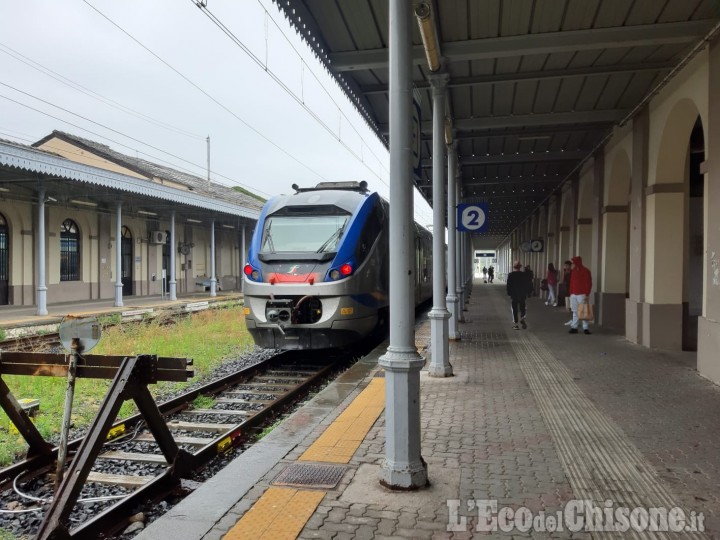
0 349 346 538
0 332 62 352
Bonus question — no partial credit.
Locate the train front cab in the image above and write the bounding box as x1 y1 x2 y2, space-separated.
243 188 389 350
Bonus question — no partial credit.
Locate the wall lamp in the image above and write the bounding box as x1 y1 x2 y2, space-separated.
415 1 441 72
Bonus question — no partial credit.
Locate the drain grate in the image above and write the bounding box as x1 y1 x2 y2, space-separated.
271 463 347 489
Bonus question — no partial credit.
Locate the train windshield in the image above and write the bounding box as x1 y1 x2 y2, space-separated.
261 214 350 253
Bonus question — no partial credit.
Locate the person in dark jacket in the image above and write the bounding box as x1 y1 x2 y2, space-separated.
558 260 572 310
487 266 494 283
506 261 529 330
568 255 592 334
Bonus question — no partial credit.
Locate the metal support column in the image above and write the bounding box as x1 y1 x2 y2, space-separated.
456 185 465 322
169 211 177 301
210 219 217 297
428 74 452 377
378 0 427 490
36 189 48 316
114 202 123 308
447 145 459 340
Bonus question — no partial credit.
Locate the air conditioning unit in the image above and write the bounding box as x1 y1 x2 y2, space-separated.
149 231 167 245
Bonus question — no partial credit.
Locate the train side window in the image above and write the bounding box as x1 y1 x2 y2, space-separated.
355 205 383 265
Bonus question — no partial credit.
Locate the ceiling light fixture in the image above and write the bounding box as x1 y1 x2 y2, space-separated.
138 210 157 216
187 218 202 224
415 1 441 71
70 199 97 207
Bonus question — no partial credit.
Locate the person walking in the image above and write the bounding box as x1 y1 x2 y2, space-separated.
568 256 592 334
482 266 488 282
487 266 494 283
545 263 559 306
559 260 572 323
524 265 535 297
507 261 530 330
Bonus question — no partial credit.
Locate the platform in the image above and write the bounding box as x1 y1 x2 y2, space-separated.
0 292 242 336
138 282 720 539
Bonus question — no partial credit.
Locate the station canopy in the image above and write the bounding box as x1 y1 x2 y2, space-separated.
272 0 720 248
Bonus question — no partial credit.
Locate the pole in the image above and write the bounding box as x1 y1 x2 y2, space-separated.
56 338 80 489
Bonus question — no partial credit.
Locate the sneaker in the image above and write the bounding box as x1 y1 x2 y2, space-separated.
552 302 558 307
564 320 573 326
512 324 520 330
569 328 578 334
584 329 591 335
520 320 527 329
544 301 549 306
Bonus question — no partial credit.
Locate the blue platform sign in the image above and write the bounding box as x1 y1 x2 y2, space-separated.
457 203 488 233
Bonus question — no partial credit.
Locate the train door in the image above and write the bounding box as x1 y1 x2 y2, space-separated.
0 213 8 305
121 226 133 296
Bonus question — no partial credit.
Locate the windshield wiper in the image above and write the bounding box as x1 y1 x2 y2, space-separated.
262 222 275 252
316 226 344 253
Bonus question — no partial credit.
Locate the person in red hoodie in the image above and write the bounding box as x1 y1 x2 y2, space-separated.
568 255 592 334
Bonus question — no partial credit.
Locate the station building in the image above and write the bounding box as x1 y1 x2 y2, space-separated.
0 130 261 310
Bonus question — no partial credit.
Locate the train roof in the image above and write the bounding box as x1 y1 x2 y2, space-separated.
264 183 374 215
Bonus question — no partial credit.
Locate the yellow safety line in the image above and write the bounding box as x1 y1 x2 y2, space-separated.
223 487 324 540
224 377 386 539
299 377 385 464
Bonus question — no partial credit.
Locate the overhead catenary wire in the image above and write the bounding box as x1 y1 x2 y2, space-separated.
192 0 390 190
0 92 270 197
0 42 205 141
80 0 330 184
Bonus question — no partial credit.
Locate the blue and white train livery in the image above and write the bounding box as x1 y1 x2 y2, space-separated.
243 181 432 350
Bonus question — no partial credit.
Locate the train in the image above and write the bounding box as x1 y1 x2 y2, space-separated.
242 181 433 350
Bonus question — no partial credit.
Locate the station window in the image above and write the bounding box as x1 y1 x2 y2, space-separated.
60 219 80 281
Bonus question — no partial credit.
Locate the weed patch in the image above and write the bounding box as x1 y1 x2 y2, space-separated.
0 306 252 466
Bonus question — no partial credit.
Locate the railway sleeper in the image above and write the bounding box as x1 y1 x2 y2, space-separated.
86 472 152 489
99 451 168 464
166 421 236 433
135 434 212 447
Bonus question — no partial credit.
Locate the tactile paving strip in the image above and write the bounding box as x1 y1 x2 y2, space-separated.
272 462 347 489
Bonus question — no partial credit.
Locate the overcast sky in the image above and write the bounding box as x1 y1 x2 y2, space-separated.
0 0 434 226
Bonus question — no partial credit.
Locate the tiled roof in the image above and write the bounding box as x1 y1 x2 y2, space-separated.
33 131 265 212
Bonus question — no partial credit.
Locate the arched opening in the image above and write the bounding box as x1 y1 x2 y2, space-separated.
684 117 705 351
0 213 9 305
60 219 80 282
121 226 133 296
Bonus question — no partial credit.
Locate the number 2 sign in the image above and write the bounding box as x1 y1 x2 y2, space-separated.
457 203 488 233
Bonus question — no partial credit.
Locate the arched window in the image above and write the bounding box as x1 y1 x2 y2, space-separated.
60 219 80 281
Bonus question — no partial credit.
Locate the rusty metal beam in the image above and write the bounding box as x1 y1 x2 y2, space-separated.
0 353 193 381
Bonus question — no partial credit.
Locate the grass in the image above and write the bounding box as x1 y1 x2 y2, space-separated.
0 306 253 466
256 419 282 440
192 394 216 409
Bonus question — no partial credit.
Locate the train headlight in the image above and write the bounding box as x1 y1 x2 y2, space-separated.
244 264 260 281
328 263 353 281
